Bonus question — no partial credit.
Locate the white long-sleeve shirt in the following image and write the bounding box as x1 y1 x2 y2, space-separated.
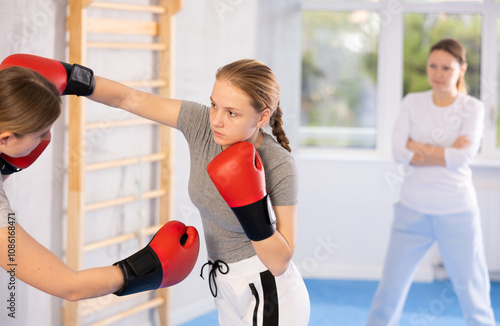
392 90 484 214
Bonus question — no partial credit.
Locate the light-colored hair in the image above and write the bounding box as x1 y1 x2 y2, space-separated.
430 38 468 94
216 59 291 152
0 66 61 136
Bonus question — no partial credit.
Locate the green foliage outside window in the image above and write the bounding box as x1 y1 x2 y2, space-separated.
301 11 488 148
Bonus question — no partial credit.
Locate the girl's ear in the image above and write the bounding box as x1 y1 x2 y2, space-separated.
0 132 14 146
257 108 271 129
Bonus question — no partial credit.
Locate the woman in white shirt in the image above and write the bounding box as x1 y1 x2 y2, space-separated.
367 38 496 326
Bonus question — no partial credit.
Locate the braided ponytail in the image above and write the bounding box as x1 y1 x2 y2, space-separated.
269 104 291 152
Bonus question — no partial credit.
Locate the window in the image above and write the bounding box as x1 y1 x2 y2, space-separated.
301 11 378 148
301 0 500 157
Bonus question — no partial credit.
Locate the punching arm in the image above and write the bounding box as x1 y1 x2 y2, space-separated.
0 220 199 300
0 224 123 301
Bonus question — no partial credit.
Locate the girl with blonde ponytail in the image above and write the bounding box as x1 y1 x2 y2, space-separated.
89 58 310 325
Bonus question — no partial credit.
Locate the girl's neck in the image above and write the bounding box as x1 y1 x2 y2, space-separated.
432 89 459 107
222 129 264 151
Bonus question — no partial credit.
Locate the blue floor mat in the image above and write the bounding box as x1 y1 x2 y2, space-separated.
180 279 500 325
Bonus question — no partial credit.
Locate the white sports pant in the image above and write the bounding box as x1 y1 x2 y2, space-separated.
201 255 310 326
367 202 495 326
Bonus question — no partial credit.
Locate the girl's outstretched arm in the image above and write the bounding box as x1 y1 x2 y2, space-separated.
89 76 183 129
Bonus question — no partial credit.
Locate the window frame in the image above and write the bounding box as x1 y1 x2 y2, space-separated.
300 0 500 162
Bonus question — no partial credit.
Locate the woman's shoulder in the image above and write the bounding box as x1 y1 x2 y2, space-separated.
460 93 483 107
403 90 432 102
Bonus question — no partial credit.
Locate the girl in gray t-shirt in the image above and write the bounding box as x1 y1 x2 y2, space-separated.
91 58 310 325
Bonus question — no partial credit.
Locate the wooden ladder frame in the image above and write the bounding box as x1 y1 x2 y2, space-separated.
64 1 182 325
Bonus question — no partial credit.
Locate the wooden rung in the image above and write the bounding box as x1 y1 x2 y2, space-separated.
123 79 168 88
142 189 166 200
81 293 145 316
86 195 135 211
86 153 167 171
85 189 166 212
143 224 161 235
87 18 158 36
80 291 157 316
86 118 156 130
84 233 135 252
88 1 166 14
88 297 165 326
87 42 167 50
83 224 160 252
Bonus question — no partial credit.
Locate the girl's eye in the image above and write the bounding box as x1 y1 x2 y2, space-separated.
210 102 216 109
228 111 236 117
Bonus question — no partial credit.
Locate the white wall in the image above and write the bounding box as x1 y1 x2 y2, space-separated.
1 1 499 326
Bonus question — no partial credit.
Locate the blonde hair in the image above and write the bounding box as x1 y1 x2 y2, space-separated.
216 59 291 152
0 66 61 136
430 38 468 94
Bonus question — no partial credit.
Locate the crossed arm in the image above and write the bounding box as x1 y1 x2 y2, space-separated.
407 135 470 166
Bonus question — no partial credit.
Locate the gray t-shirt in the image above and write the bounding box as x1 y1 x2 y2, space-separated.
177 100 298 263
0 178 15 229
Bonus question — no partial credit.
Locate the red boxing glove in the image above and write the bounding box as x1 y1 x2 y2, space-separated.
0 138 51 175
207 142 276 241
0 53 95 96
113 220 200 296
0 53 68 94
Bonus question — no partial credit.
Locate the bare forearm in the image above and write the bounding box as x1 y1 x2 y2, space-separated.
1 224 123 301
20 265 124 302
88 76 139 110
252 231 294 276
88 76 182 128
56 266 123 301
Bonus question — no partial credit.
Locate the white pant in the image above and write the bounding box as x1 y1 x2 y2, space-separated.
367 202 496 326
202 255 310 326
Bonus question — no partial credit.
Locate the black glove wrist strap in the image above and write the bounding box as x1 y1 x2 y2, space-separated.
113 246 162 296
231 195 277 241
60 62 95 96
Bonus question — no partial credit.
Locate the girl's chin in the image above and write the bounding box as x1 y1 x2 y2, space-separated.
213 137 230 147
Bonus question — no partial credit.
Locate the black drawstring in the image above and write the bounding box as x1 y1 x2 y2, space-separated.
200 260 229 297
